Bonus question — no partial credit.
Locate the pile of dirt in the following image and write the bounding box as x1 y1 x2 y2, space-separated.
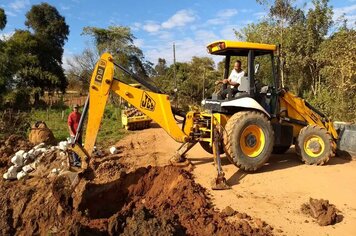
0 130 275 235
301 198 342 226
28 121 56 145
0 135 33 168
1 159 274 235
55 165 273 235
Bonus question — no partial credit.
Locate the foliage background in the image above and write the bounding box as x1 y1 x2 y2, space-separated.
0 0 355 136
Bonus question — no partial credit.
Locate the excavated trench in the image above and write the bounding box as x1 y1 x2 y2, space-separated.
52 165 273 235
76 167 149 219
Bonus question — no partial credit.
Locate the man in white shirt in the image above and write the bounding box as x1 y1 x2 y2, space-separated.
218 60 246 99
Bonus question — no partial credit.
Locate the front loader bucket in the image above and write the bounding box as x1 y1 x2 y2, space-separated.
334 122 356 157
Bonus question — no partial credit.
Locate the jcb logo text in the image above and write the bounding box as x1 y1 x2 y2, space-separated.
140 92 156 111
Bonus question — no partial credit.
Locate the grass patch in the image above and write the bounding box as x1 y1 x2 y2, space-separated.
29 104 128 148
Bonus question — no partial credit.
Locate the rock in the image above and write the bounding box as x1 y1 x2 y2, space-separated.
37 147 48 153
255 218 266 228
67 137 73 143
221 206 236 217
3 173 9 180
236 212 243 219
17 170 28 180
33 143 45 150
3 171 18 180
110 146 119 154
15 150 25 156
51 168 60 174
22 164 35 173
11 153 24 167
301 198 340 226
6 166 21 180
32 149 43 157
58 141 69 151
23 156 33 165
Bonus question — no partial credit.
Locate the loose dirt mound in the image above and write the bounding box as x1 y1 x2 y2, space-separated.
0 135 33 168
1 161 274 235
0 129 274 235
301 198 342 226
63 165 272 235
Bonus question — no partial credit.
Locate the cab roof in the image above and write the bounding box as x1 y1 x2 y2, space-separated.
207 40 277 56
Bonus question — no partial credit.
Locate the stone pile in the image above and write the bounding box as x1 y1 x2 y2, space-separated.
3 140 71 181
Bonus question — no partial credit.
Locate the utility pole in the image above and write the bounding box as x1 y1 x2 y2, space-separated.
173 42 178 108
202 67 206 100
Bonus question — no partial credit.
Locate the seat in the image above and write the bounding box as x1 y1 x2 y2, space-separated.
234 91 249 99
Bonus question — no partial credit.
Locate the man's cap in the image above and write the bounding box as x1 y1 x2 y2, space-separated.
73 104 79 108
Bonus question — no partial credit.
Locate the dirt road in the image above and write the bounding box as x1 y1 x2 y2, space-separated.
118 125 356 236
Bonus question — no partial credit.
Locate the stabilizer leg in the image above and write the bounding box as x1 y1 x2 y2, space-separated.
211 125 230 190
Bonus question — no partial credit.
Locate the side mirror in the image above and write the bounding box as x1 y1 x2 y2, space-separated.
255 63 260 74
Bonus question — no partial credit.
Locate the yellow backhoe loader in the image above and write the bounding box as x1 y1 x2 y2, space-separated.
121 84 152 130
57 40 355 196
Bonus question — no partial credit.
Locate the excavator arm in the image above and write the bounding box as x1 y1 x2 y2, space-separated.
75 53 189 159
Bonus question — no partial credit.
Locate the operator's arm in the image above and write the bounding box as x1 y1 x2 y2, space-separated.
228 70 245 87
228 80 240 87
215 70 236 85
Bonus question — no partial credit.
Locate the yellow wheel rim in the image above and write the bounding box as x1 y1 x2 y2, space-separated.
304 135 325 158
240 125 265 158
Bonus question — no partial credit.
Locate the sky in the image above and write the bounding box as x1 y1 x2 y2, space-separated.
0 0 355 68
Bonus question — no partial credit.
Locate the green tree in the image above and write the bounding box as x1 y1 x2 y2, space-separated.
0 8 7 100
154 58 168 76
269 0 302 86
0 30 40 108
304 0 333 96
83 26 152 79
183 57 217 103
312 29 356 121
25 3 69 103
25 3 69 58
0 8 6 31
154 57 219 109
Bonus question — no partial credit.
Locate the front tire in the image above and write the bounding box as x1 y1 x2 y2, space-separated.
223 111 274 171
297 125 334 165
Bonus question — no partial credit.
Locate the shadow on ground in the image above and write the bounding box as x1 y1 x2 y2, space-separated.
225 147 352 187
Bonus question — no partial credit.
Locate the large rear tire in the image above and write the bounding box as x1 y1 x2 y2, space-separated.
297 125 334 165
223 111 274 172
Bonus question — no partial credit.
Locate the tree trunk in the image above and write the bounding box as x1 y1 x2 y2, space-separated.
34 92 40 106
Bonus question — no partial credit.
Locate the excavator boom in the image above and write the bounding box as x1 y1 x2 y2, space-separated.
81 53 189 157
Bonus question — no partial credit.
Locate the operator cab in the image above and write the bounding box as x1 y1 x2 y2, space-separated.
203 41 279 116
